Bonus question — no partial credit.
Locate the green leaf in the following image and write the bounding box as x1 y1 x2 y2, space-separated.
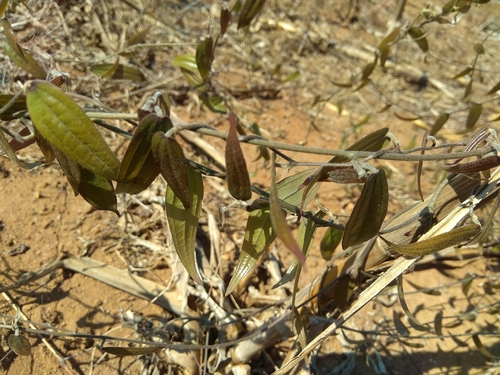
237 0 266 29
379 26 401 68
452 66 473 79
0 0 9 18
226 112 252 201
165 166 204 284
196 37 214 80
226 169 319 295
274 212 321 288
487 80 500 95
466 102 482 129
25 80 120 180
103 346 163 357
361 55 378 81
153 132 191 209
52 145 117 212
473 335 500 359
173 55 204 88
200 93 227 113
342 169 388 249
380 224 481 257
283 71 300 83
320 226 343 260
1 19 46 79
0 94 27 121
474 43 485 55
91 63 146 81
408 27 429 53
115 151 160 194
118 114 172 181
429 112 450 136
462 276 473 297
8 335 31 356
79 167 118 213
269 155 306 265
463 80 472 100
300 128 389 208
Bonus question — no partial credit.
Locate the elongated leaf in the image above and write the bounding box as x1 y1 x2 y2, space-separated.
463 80 472 100
118 114 172 181
408 27 429 53
103 346 163 356
0 128 40 169
196 37 213 80
0 0 9 18
269 156 305 265
220 6 231 36
173 55 204 88
441 155 500 174
473 335 500 359
393 110 421 121
200 93 227 113
115 151 160 194
342 169 388 249
34 130 55 163
274 212 322 288
0 94 27 121
25 80 120 180
226 112 251 201
434 311 443 336
453 66 473 79
466 102 482 129
320 226 343 260
8 335 31 356
300 128 389 208
79 167 118 213
226 169 319 295
52 145 117 212
1 20 46 79
153 132 191 209
380 224 481 257
361 56 378 81
92 63 146 81
487 80 500 95
165 166 204 284
379 26 401 68
237 0 266 29
429 113 449 136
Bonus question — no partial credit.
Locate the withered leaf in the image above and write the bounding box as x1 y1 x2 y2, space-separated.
152 132 191 209
225 112 252 201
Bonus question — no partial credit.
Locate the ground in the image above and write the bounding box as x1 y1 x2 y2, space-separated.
1 1 500 374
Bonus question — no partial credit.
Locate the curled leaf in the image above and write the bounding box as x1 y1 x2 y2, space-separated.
226 112 251 201
196 36 214 80
152 132 190 209
237 0 266 29
118 114 172 181
380 224 481 258
165 166 204 284
441 155 500 174
103 346 163 357
342 169 388 249
25 80 120 180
